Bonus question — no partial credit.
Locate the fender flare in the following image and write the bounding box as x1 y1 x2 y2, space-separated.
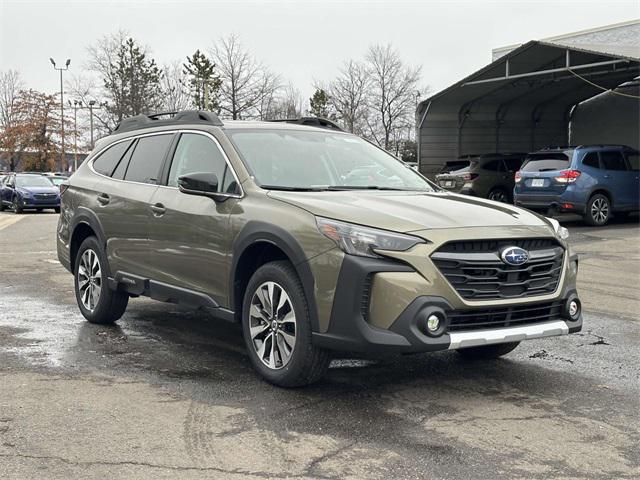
230 221 320 331
69 207 108 270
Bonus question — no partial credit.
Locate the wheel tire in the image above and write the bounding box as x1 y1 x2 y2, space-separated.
74 236 128 324
457 341 520 359
487 188 510 204
585 193 611 226
0 201 5 212
13 197 23 214
242 260 331 387
36 208 43 212
54 207 60 214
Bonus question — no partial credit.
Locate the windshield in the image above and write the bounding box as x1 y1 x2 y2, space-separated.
521 153 571 172
226 129 435 191
16 175 54 188
49 177 65 186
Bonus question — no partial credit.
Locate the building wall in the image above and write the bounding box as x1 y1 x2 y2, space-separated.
570 81 640 151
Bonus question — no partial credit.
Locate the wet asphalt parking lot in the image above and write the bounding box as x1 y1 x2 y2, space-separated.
0 211 638 480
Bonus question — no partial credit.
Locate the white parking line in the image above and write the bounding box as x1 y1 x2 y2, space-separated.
0 216 24 232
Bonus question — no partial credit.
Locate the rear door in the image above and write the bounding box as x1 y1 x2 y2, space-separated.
624 151 640 209
599 150 632 208
92 133 174 278
146 131 241 305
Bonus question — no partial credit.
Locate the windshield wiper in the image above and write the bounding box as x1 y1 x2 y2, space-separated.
261 185 330 192
326 185 409 191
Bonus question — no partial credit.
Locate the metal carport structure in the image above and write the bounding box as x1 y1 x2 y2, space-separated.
416 41 640 176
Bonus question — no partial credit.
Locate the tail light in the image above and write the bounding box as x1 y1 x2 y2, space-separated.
555 170 581 183
59 183 69 195
515 171 522 183
462 173 478 182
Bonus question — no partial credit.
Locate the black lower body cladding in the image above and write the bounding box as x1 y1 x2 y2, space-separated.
311 254 582 354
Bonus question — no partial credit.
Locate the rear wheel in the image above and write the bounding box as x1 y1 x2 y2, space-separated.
585 193 610 226
457 341 520 359
54 207 60 214
487 188 510 203
242 260 331 387
74 236 128 324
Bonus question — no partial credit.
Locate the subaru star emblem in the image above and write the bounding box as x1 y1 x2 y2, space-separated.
501 246 529 266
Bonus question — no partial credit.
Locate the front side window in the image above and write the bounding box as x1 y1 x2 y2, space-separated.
626 152 639 171
600 151 628 171
124 134 173 184
226 129 435 191
167 133 236 193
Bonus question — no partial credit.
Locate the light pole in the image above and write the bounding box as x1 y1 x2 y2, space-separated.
87 100 107 149
50 57 71 172
68 100 80 171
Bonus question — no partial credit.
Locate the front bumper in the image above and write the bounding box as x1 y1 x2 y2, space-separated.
312 229 582 354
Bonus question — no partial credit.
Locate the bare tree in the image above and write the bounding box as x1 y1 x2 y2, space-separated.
365 44 421 149
160 61 191 112
324 60 369 134
263 83 304 120
0 69 24 133
210 34 281 119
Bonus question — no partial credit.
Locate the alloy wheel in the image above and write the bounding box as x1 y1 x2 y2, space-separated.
249 281 297 370
591 197 609 224
77 249 102 312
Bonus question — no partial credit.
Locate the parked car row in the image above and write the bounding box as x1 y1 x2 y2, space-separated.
435 145 639 226
0 172 64 213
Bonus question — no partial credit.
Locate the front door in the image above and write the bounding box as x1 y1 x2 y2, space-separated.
599 150 633 208
147 131 242 307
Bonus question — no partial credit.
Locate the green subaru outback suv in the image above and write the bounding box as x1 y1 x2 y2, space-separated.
57 111 582 386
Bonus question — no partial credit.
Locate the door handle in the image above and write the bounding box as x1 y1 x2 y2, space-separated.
97 193 110 205
150 203 166 216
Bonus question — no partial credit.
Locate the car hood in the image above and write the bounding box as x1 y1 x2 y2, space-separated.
18 186 59 195
268 190 551 233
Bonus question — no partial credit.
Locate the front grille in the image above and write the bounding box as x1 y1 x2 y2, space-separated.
34 193 57 200
432 238 564 300
448 301 563 332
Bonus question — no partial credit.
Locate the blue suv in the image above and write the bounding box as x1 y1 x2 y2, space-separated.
514 145 639 226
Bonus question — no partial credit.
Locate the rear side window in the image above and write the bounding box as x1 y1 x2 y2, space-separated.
600 151 628 171
521 153 570 172
504 157 524 171
124 134 173 184
92 140 132 176
582 152 600 169
482 160 504 172
626 152 639 171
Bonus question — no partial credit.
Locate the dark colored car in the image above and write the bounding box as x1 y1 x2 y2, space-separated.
514 145 639 226
435 153 526 203
0 173 61 213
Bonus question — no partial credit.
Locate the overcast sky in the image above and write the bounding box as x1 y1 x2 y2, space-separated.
1 0 638 102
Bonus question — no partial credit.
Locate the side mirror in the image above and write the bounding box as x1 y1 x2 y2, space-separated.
178 172 221 200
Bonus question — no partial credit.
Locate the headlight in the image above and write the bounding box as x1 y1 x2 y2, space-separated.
548 217 569 240
316 217 424 258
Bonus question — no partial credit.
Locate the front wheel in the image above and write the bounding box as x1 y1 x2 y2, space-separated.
242 261 331 387
457 341 520 359
74 236 128 324
13 196 23 214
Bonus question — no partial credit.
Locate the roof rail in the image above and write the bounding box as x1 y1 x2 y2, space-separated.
113 110 223 134
267 117 343 131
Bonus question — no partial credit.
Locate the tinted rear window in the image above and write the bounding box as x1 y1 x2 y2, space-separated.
627 152 639 171
522 153 570 172
124 134 173 184
93 140 132 176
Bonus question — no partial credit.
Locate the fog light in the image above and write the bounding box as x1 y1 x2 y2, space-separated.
569 300 579 317
426 314 441 332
